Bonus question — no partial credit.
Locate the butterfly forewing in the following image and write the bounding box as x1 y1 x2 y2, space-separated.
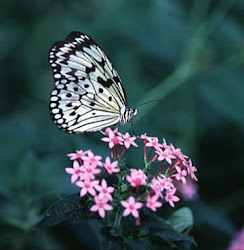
49 32 127 133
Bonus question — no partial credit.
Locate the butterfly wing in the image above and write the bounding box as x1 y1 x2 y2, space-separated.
49 32 127 133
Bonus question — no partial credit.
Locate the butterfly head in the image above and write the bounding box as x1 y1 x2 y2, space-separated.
120 107 137 125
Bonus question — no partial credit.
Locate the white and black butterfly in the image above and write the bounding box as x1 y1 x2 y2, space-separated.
49 32 137 133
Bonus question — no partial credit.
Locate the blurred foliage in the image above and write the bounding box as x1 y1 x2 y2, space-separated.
36 194 195 249
0 0 243 249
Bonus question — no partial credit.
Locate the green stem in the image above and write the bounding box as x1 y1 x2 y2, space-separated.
207 0 237 37
134 62 197 124
144 159 152 170
189 0 211 32
132 0 237 126
113 207 122 228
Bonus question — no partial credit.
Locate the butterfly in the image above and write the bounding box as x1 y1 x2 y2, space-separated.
49 32 137 133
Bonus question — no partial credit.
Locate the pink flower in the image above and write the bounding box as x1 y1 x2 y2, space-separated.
173 166 187 184
80 160 101 180
146 195 162 212
121 196 143 218
161 138 170 150
65 160 83 183
141 133 150 159
103 157 120 174
187 160 198 181
140 133 148 140
95 179 114 201
90 196 113 218
67 150 90 160
228 227 244 250
101 130 122 149
170 144 188 161
165 188 180 207
157 174 174 191
119 132 138 149
150 178 162 197
126 169 147 187
177 180 198 200
100 127 118 136
82 151 102 168
76 179 99 197
145 137 160 149
156 148 176 164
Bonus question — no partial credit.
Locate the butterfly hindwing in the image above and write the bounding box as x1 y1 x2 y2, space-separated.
49 32 127 133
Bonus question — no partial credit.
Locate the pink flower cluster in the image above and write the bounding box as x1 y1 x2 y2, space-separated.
101 128 138 157
65 127 198 224
66 150 119 218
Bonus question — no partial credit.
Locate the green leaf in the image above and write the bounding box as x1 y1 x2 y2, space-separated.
124 236 153 250
99 227 123 250
139 210 195 249
166 207 193 234
35 193 88 228
100 239 122 250
142 209 166 224
151 223 194 250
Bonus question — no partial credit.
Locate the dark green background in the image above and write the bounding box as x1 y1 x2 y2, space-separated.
0 0 243 249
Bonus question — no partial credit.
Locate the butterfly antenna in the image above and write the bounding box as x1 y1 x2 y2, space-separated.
134 100 161 109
